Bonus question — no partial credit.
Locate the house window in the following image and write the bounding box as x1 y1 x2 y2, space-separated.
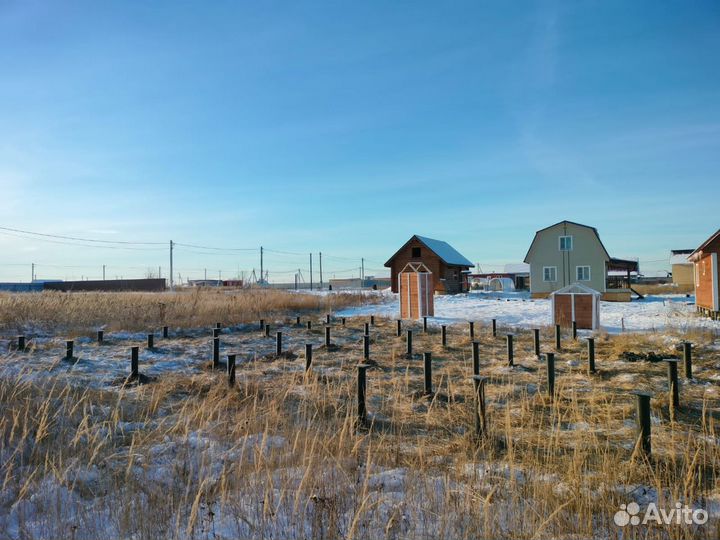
543 266 557 282
559 236 573 251
411 247 421 258
576 266 591 281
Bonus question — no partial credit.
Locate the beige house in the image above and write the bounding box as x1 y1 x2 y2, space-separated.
523 220 638 302
670 249 695 287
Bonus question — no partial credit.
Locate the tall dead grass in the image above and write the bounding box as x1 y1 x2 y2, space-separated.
0 288 376 334
0 317 717 538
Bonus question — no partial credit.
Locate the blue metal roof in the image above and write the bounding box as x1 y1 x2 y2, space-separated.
414 236 474 267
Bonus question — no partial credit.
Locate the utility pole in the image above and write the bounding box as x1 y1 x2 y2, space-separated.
361 258 365 286
310 253 313 291
31 263 35 282
103 264 106 280
219 270 222 282
319 252 323 290
158 266 161 279
169 240 174 290
260 246 264 286
204 268 207 281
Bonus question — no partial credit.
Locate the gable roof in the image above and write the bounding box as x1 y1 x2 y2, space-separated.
384 235 474 268
523 220 611 263
549 282 602 296
688 229 720 262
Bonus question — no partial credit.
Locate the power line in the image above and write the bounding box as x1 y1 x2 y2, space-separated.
0 225 164 245
0 230 167 251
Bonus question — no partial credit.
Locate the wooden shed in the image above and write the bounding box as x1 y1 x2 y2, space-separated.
385 235 473 295
550 283 601 330
399 262 434 319
688 229 720 319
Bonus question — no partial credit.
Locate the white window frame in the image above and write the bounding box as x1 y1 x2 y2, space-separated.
559 235 573 251
543 266 557 282
576 265 591 281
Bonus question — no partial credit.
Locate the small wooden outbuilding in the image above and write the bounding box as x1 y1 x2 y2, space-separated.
399 262 434 319
688 229 720 319
550 283 601 330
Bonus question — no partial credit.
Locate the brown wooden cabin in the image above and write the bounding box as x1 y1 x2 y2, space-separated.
385 235 473 295
688 229 720 319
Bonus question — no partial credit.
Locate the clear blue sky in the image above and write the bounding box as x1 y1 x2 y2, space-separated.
1 1 719 282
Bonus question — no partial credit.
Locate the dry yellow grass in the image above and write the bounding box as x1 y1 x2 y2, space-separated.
0 288 376 334
0 313 718 539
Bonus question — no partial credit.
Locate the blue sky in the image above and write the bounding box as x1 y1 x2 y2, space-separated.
1 1 719 282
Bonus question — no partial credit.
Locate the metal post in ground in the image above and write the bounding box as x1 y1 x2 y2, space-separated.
396 319 402 337
259 319 265 332
370 315 375 326
363 334 370 360
406 329 413 358
572 320 577 340
469 321 475 340
147 333 154 349
472 341 480 376
587 337 596 374
276 332 282 356
506 334 514 366
97 330 104 344
307 320 312 330
227 354 236 387
423 316 428 333
326 314 331 325
66 340 74 360
546 352 555 400
665 359 680 413
357 364 370 426
533 328 540 357
265 324 271 338
492 319 497 337
296 316 301 326
341 317 346 326
213 337 220 367
441 325 447 347
423 352 433 395
131 346 139 379
555 324 561 350
305 344 312 372
325 326 331 347
17 335 25 352
163 326 168 338
213 328 221 338
683 342 692 379
632 391 652 458
364 322 369 335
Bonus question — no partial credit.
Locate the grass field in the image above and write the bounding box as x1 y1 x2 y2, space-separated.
0 292 718 539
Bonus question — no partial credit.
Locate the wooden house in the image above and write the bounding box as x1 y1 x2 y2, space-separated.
688 229 720 319
385 235 473 295
524 220 640 302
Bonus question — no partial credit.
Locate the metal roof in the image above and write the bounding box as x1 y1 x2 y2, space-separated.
385 235 474 268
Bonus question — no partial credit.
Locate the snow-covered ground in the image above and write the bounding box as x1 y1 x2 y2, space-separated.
337 290 720 334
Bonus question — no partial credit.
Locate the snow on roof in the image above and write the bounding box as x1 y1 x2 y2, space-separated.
414 236 474 267
503 263 530 274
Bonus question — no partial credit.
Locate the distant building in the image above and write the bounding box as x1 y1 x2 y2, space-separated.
523 220 639 301
669 249 695 287
385 235 473 295
688 229 720 319
470 263 530 291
